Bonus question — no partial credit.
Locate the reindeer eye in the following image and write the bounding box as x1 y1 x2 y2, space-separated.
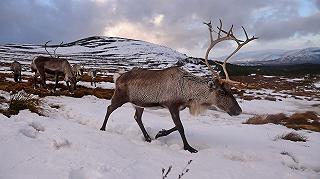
208 81 216 89
219 88 226 95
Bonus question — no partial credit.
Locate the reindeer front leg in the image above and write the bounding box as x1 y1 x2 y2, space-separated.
168 106 198 153
134 107 151 142
54 73 59 92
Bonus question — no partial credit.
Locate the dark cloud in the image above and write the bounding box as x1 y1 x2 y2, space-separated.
255 13 320 41
0 0 113 44
316 0 320 9
0 0 319 57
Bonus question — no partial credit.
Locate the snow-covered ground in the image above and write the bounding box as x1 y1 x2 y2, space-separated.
0 91 319 179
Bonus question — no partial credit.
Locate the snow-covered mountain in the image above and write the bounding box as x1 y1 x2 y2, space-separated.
0 36 188 71
224 47 320 65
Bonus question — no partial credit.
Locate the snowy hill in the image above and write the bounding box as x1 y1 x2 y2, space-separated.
223 47 320 65
0 36 188 71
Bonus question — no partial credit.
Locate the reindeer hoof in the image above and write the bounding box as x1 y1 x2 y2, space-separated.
100 127 106 131
145 136 152 143
184 145 198 153
155 129 167 139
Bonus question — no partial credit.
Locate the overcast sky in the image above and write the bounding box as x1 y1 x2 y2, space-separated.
1 0 319 58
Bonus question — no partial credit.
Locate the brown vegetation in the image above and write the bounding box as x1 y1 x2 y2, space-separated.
277 132 308 142
0 91 41 117
0 72 114 100
244 111 320 132
80 73 113 83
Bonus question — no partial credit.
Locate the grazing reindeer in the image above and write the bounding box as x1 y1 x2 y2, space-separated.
31 41 77 92
11 60 22 82
100 20 257 153
88 69 98 87
72 64 84 80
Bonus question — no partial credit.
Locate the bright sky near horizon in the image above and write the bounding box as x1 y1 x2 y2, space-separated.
0 0 319 58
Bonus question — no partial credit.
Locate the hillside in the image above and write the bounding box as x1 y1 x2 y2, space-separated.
0 36 187 72
222 47 320 65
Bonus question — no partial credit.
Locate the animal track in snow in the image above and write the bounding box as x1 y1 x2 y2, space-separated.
69 167 103 179
19 127 38 139
29 121 45 132
53 138 71 150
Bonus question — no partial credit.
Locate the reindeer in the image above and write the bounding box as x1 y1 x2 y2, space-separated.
100 20 257 153
88 69 98 87
31 41 77 92
11 60 22 82
72 64 84 80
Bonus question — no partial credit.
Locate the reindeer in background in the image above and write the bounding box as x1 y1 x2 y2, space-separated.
100 20 257 153
88 69 98 87
11 60 22 82
72 64 84 80
31 41 77 92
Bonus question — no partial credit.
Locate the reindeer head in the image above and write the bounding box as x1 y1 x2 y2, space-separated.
209 79 242 116
202 19 258 116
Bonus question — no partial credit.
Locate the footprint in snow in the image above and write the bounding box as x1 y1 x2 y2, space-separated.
69 167 102 179
19 127 38 139
53 138 72 150
29 121 45 132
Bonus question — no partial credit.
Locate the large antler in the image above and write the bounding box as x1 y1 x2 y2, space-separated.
44 40 64 58
53 41 64 58
44 40 54 58
202 19 258 87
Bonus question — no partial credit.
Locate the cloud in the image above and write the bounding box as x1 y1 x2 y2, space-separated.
316 0 320 9
0 0 319 57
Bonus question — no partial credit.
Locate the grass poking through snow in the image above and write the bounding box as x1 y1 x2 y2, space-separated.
0 91 40 117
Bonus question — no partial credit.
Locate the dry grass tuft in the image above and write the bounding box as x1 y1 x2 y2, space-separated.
244 111 320 132
1 91 40 117
278 132 308 142
244 113 287 125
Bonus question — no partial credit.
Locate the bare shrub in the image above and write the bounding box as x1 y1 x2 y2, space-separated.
162 160 193 179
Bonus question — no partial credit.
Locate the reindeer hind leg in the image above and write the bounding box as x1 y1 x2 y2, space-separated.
169 107 198 153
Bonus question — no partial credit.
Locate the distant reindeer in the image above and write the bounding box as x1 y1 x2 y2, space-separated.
100 20 257 153
88 69 98 87
72 64 84 80
31 41 77 92
11 60 22 82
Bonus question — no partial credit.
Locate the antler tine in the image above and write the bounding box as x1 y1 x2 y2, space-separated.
241 26 249 40
203 21 212 31
201 20 221 79
53 41 64 58
218 19 223 38
44 40 53 58
228 25 233 36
